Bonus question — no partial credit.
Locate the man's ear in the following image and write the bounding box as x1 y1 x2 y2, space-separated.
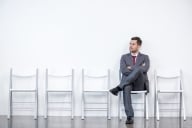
138 45 141 50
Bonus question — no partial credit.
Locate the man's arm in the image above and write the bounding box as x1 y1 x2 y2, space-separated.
128 55 150 73
120 55 131 76
139 55 150 73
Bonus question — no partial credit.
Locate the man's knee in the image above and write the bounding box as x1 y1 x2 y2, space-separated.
134 67 143 73
123 85 132 92
131 67 144 77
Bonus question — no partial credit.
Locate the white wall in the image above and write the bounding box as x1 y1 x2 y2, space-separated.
0 0 192 117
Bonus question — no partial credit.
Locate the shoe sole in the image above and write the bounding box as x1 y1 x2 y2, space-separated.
125 121 134 124
109 90 118 96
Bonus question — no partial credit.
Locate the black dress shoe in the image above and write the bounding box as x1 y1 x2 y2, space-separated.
126 117 134 124
109 87 119 96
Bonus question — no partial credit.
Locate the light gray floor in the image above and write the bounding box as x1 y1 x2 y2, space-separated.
0 116 192 128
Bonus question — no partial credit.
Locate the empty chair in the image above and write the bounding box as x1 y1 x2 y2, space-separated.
44 69 74 119
118 71 149 120
154 69 186 121
81 69 111 120
8 68 38 119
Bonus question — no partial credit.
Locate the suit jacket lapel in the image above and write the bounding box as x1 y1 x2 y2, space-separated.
127 52 143 66
127 53 133 66
135 53 142 66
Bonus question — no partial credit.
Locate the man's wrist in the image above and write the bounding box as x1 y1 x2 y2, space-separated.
127 66 132 70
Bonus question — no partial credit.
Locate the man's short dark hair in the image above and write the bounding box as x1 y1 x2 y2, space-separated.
131 37 142 46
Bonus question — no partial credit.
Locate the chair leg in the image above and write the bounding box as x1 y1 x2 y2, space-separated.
154 92 156 119
34 91 38 120
119 92 122 121
118 93 120 120
145 93 149 120
37 92 38 119
81 93 85 120
156 93 160 121
44 91 48 119
182 92 186 121
144 93 146 119
71 92 74 120
107 92 111 120
179 92 182 119
7 91 12 119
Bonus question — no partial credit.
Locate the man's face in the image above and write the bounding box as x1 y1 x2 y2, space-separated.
129 40 140 53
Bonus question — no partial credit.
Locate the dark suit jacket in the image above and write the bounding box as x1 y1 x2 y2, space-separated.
120 52 150 92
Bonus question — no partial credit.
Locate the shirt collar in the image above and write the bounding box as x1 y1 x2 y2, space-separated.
131 52 139 57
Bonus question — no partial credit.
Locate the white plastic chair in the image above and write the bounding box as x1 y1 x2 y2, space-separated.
118 71 149 120
8 68 38 119
154 69 186 121
44 69 74 119
81 69 111 120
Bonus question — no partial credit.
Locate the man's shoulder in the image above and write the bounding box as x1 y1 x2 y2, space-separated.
121 52 149 57
139 53 149 57
121 52 149 59
121 53 130 58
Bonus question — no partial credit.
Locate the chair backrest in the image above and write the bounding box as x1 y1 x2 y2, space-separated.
82 69 110 91
10 68 38 90
119 69 121 81
45 69 74 91
154 69 184 91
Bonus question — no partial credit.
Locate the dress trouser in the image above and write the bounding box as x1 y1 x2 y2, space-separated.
119 68 145 117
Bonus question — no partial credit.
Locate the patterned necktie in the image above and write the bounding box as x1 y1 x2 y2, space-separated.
132 56 136 65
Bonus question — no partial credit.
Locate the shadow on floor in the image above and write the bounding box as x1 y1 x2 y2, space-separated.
0 116 191 128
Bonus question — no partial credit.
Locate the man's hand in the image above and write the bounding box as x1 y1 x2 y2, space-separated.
127 66 132 70
142 63 145 67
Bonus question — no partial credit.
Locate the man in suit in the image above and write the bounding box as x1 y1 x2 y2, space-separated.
109 37 150 124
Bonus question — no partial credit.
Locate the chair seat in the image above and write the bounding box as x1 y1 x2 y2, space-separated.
10 89 36 92
158 90 183 93
131 90 147 94
84 90 109 92
47 89 72 92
